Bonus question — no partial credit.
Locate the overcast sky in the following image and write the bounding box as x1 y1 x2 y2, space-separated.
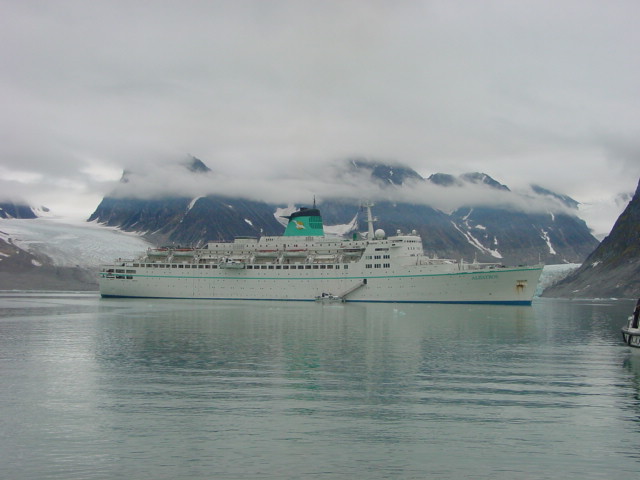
1 0 639 236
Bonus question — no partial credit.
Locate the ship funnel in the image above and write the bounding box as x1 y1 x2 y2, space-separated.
281 207 325 237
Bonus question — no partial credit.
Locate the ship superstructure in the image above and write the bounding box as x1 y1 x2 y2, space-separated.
99 203 543 304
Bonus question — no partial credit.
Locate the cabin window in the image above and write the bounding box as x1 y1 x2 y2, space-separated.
366 264 372 269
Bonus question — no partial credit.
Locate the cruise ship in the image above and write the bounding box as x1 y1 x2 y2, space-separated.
99 203 543 304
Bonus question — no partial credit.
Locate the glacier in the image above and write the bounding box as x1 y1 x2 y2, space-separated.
0 218 151 268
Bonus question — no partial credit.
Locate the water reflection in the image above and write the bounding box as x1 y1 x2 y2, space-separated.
3 293 640 479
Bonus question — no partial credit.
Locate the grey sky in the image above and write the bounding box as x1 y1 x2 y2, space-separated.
1 0 639 236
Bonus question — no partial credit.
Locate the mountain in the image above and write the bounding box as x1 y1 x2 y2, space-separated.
88 157 599 267
0 201 47 219
542 177 640 299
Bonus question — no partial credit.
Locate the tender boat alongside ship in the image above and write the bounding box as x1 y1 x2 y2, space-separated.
99 203 543 304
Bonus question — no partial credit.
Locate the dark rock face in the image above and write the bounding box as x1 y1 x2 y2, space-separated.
88 158 599 266
543 178 640 299
0 202 38 219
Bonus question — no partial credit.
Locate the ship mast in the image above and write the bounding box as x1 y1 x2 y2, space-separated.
362 202 377 238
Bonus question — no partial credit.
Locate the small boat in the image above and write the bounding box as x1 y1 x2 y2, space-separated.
622 299 640 348
315 293 344 303
219 258 246 269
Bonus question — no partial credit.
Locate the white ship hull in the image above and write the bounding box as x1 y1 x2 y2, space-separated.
100 262 542 304
99 203 543 305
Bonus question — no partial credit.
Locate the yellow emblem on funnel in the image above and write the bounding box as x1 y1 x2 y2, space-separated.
294 220 305 230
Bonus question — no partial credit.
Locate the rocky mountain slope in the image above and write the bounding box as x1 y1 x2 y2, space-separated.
88 157 599 266
543 177 640 299
0 201 43 219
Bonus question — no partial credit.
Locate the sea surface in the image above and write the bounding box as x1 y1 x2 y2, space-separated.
1 292 639 479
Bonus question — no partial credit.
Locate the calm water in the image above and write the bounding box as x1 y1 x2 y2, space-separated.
1 292 639 479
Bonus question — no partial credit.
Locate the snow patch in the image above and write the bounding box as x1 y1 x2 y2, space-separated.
451 221 503 259
31 259 42 267
186 196 203 213
244 218 254 227
326 214 359 237
540 229 556 255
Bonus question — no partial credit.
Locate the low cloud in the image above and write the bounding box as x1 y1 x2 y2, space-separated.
107 158 578 217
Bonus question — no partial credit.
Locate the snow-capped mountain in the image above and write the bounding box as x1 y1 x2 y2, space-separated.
88 157 599 266
0 201 48 219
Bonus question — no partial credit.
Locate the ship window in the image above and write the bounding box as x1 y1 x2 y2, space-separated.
320 265 326 269
298 265 304 269
126 270 136 274
305 265 311 269
327 265 333 269
366 264 372 269
276 266 281 269
344 265 348 269
268 265 274 269
313 265 319 269
375 264 381 268
384 263 390 268
179 265 184 268
172 265 177 268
